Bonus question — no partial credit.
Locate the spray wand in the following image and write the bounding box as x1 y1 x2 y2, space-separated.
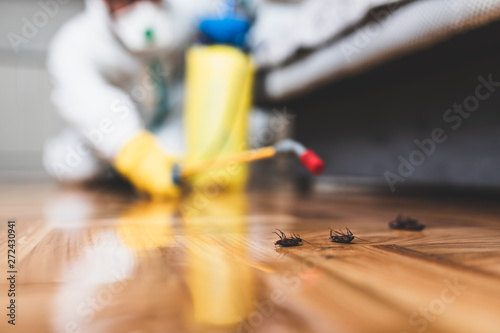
173 139 325 184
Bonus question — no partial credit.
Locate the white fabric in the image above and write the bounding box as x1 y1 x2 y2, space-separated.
44 0 215 180
43 128 105 181
251 0 406 67
252 0 500 99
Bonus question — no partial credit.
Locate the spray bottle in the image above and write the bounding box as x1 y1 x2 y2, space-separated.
183 1 254 191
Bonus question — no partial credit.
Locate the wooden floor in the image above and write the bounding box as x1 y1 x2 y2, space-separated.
1 180 500 333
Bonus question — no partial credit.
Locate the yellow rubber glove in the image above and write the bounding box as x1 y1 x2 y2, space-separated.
114 131 180 199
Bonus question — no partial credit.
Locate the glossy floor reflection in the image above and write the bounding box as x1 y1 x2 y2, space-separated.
1 180 500 333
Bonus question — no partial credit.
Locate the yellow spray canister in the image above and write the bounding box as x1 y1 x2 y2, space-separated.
183 14 254 191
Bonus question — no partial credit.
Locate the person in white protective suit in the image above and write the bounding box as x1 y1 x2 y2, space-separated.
44 0 215 199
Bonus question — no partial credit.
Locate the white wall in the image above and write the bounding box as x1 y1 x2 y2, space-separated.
0 0 85 177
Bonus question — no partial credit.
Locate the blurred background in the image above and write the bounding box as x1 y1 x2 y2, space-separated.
2 0 500 191
0 0 84 178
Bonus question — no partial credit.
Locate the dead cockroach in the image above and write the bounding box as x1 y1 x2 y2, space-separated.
290 232 303 243
273 229 302 247
389 214 425 231
329 228 355 243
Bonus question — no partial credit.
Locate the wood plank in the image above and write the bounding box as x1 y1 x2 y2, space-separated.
0 181 499 332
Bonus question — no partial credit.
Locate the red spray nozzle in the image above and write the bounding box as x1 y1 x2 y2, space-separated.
299 150 325 175
274 140 325 176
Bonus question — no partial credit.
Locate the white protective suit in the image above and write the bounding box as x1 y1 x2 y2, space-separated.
44 0 215 181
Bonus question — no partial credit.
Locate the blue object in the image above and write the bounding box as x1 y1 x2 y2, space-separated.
172 164 182 185
199 17 250 48
146 59 170 131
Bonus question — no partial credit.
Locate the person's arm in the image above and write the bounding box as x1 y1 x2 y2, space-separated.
47 31 178 198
